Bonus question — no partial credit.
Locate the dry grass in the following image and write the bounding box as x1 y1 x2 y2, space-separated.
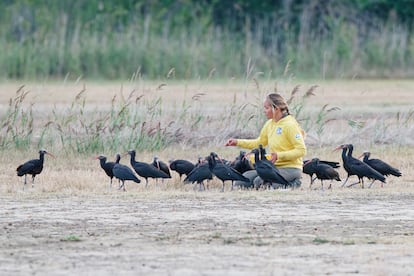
1 79 412 107
1 79 413 150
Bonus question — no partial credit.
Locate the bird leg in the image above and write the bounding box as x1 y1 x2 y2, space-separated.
221 182 225 192
118 181 125 191
368 179 376 188
198 182 205 191
347 182 360 187
31 175 35 188
341 176 350 187
347 176 364 188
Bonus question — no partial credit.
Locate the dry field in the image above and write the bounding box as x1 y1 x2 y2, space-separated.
1 79 414 275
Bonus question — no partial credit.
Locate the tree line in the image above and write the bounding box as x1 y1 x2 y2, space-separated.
0 0 413 80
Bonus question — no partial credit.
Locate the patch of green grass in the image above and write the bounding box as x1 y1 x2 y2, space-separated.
211 232 222 239
60 235 82 242
342 240 355 245
155 234 170 241
223 238 236 245
252 239 270 246
312 237 330 244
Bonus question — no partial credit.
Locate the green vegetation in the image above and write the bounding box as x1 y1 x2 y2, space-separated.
312 237 330 244
0 0 413 80
60 234 82 242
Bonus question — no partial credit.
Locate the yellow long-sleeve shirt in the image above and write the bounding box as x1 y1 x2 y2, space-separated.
236 115 306 169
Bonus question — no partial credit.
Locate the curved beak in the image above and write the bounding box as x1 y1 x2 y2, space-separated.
333 145 344 152
303 159 313 166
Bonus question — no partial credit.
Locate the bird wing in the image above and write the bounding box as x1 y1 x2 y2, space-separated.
113 165 140 182
320 160 340 168
315 163 340 180
16 161 36 176
177 162 195 175
349 160 385 182
367 159 401 177
184 165 212 183
256 161 288 185
213 163 249 182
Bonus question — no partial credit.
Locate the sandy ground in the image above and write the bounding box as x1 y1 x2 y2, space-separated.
1 185 414 275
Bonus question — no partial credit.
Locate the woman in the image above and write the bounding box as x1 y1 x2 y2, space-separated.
225 93 306 188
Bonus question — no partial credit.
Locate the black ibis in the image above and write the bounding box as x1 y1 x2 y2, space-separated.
169 159 195 180
152 156 171 178
207 152 250 192
335 144 385 188
112 153 141 191
303 159 340 185
334 144 354 186
183 158 213 191
251 148 289 189
16 149 54 188
304 158 341 190
126 150 171 187
258 145 270 161
95 154 120 188
230 150 253 174
360 151 401 187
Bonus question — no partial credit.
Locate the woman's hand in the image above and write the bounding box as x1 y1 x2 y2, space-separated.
270 152 278 163
225 139 237 146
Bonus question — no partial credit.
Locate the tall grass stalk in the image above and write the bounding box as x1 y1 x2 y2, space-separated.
1 80 413 155
0 85 34 149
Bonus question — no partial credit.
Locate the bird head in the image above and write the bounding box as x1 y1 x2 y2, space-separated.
40 149 55 158
94 155 106 161
124 149 136 157
333 144 347 152
210 152 222 162
357 151 370 159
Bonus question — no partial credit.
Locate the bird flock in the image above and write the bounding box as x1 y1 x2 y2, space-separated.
16 144 402 191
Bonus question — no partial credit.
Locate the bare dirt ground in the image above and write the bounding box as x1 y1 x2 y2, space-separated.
1 184 414 275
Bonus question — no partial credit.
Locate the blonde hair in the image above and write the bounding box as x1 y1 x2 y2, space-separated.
266 93 290 115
